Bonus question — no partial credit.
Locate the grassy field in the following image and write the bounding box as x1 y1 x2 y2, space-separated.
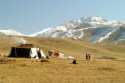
0 58 125 83
0 36 125 83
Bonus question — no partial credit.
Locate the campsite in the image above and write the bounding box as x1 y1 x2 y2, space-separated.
0 36 125 83
1 0 125 83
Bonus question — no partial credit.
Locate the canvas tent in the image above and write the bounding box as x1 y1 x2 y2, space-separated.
30 48 46 59
9 44 46 59
9 47 31 58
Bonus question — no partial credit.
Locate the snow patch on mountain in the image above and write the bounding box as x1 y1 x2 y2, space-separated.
29 28 52 37
98 28 119 43
0 29 23 36
30 16 125 43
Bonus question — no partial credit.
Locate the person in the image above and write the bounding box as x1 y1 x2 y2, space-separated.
85 52 91 61
72 59 77 64
85 52 88 60
88 54 91 60
37 49 41 59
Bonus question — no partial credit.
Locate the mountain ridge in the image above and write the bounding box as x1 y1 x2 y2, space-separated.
30 16 125 44
0 16 125 44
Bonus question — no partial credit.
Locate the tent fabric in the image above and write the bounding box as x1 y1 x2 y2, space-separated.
58 53 66 59
9 47 46 59
9 47 31 58
40 50 46 59
30 48 39 59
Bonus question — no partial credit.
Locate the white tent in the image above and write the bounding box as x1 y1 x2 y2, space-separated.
30 48 46 59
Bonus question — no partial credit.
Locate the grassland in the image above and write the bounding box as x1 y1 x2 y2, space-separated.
0 36 125 83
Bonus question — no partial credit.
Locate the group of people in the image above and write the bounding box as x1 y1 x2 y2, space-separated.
85 52 91 61
72 52 92 64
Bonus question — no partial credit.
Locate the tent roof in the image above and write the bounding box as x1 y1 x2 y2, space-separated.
15 44 34 48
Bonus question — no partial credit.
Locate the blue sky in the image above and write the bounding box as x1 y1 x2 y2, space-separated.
0 0 125 34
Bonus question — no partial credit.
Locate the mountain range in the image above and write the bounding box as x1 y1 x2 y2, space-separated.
0 16 125 44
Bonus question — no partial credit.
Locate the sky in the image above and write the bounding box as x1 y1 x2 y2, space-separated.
0 0 125 34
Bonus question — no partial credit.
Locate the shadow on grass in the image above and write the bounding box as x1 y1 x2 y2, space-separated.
19 63 28 67
96 56 117 60
40 59 49 63
97 67 115 71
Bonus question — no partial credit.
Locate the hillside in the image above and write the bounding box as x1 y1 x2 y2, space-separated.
26 37 125 59
0 36 125 83
0 36 125 60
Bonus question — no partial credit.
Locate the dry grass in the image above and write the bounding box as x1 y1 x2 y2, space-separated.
0 58 125 83
0 36 125 83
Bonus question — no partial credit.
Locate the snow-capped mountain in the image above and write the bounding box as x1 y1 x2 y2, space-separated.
31 16 125 43
0 29 27 46
0 29 23 36
0 16 125 44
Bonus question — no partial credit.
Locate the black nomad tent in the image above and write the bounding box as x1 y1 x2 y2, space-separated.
9 44 33 58
9 44 46 59
9 47 31 58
